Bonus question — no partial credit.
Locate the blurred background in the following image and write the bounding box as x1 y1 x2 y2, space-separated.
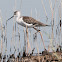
0 0 62 58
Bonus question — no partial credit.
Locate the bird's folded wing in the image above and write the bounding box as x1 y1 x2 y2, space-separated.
23 16 49 26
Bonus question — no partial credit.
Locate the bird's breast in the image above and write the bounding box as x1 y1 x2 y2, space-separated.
16 17 33 28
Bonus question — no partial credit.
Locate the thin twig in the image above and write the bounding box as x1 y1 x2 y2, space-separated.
24 28 26 53
41 0 48 21
0 10 3 54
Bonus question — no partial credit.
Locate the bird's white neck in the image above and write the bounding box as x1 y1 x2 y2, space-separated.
17 13 20 18
16 12 21 22
16 16 23 24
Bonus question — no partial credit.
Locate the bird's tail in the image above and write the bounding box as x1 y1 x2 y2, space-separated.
39 23 51 27
45 24 51 26
35 21 51 27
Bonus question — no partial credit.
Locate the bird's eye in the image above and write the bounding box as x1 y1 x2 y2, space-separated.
14 11 17 15
14 12 16 15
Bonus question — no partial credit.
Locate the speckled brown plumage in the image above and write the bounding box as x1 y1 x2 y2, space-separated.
23 16 49 27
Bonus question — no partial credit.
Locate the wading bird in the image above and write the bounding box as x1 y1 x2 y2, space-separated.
7 11 50 30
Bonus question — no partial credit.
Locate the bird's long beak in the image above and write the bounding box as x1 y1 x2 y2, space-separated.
7 15 14 21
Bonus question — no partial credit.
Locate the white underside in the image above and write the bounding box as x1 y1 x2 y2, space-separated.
16 17 34 28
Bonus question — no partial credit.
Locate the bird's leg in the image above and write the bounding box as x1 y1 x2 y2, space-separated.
26 25 29 54
33 27 40 32
26 25 31 56
33 27 46 50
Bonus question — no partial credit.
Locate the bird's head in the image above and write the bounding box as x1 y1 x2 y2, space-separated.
14 11 20 17
7 11 21 21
